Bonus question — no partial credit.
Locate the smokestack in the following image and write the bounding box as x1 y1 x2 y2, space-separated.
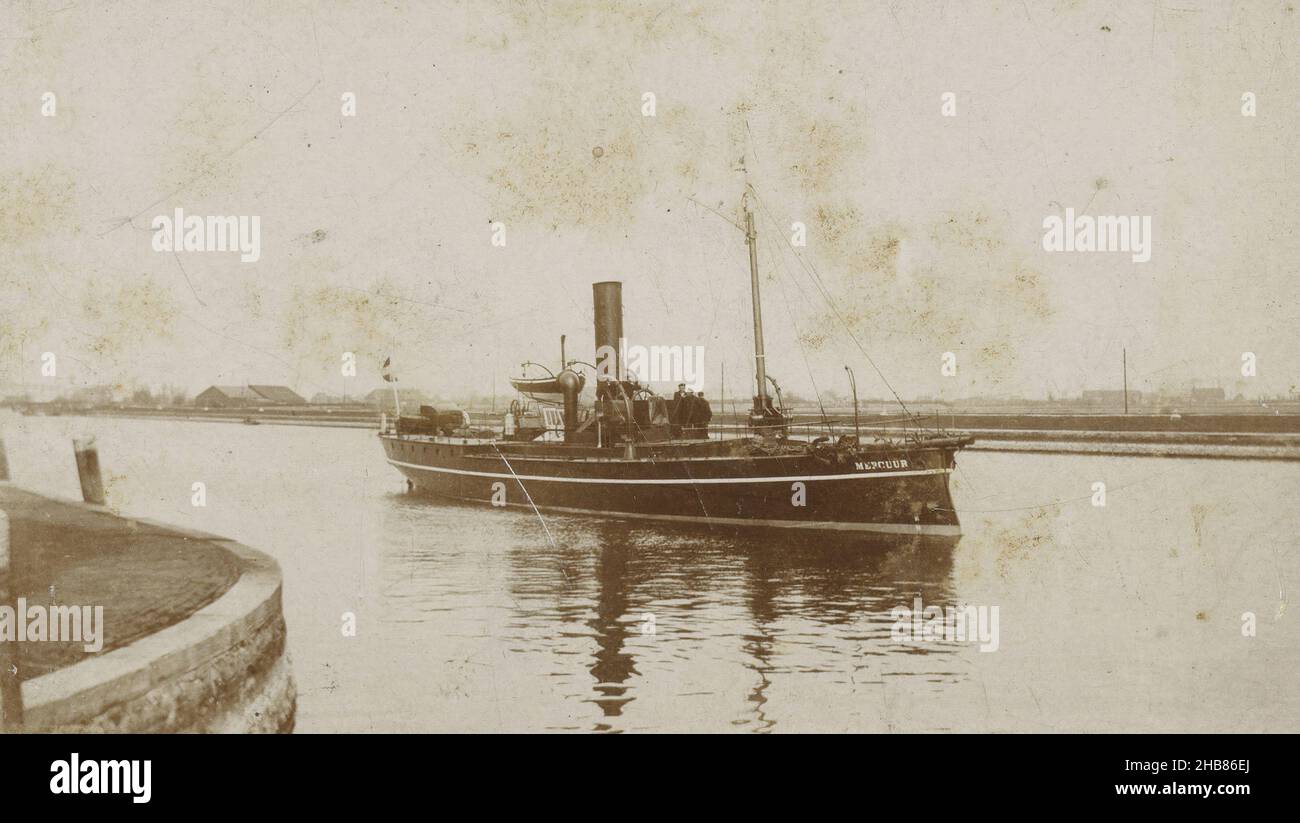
592 281 623 387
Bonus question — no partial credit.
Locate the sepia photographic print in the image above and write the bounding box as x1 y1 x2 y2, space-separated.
0 0 1296 770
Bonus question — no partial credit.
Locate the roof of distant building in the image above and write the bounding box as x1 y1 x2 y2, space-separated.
247 385 307 405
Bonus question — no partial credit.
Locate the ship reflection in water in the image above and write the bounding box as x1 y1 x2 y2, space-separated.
575 525 960 731
383 494 968 732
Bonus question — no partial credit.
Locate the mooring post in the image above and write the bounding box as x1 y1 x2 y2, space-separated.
73 437 106 505
0 510 23 729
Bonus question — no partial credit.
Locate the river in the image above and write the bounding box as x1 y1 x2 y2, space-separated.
4 414 1297 732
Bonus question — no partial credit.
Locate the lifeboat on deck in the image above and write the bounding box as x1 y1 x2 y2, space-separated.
510 372 585 396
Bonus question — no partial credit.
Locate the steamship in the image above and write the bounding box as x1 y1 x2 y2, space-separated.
380 196 971 536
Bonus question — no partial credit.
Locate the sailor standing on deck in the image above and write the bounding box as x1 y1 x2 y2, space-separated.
671 383 688 436
692 391 713 438
680 390 699 438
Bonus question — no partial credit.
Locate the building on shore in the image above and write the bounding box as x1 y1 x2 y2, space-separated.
247 385 307 405
194 385 307 408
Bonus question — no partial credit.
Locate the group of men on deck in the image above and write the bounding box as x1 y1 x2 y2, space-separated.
670 383 713 439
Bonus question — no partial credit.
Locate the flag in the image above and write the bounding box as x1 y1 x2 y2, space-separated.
382 357 395 383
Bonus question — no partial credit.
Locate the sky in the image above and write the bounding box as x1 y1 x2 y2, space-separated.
1 0 1297 404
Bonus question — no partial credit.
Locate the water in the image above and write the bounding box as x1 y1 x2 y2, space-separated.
4 413 1298 732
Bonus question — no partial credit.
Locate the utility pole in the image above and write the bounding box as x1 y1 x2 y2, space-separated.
1123 347 1129 415
720 361 727 437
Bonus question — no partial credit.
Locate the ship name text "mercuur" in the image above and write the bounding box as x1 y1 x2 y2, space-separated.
856 459 909 471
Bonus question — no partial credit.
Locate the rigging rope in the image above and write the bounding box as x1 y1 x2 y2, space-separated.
765 231 833 433
747 184 927 432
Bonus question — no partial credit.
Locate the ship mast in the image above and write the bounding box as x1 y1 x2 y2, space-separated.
742 192 779 429
743 194 769 417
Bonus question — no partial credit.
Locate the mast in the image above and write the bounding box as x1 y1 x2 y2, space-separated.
845 365 860 442
743 194 770 419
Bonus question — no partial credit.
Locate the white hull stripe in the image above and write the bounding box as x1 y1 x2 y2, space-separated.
419 494 962 536
387 458 950 484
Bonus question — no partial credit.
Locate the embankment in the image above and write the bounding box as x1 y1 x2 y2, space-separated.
0 485 295 732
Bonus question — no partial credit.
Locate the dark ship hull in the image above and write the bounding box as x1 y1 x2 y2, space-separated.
382 435 967 535
381 196 972 539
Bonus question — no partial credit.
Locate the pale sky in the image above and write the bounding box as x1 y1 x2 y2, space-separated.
2 1 1296 403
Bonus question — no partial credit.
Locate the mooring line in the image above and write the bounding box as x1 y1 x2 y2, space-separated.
490 443 559 550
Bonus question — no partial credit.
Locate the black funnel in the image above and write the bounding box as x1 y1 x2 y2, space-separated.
592 281 623 385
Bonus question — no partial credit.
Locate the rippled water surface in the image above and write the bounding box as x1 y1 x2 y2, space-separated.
5 414 1299 732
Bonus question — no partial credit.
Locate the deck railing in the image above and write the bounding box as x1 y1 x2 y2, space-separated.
394 411 951 445
690 415 941 443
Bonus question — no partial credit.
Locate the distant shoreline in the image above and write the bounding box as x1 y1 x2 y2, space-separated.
16 406 383 429
10 405 1300 459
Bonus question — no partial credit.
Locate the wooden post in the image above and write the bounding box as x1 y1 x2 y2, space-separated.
0 510 23 729
0 435 10 481
73 437 107 505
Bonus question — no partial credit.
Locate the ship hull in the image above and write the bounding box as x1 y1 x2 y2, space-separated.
381 435 964 536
